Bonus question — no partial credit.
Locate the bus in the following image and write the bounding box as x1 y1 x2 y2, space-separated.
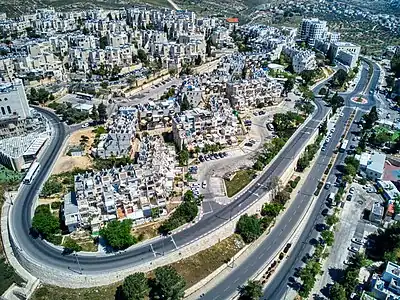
23 162 40 184
340 139 349 152
76 92 94 101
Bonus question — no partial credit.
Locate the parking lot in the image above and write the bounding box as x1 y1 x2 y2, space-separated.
313 183 382 298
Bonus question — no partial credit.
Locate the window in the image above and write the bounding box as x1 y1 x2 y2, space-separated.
0 107 5 115
6 106 11 114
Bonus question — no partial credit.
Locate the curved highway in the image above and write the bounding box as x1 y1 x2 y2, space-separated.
10 84 330 278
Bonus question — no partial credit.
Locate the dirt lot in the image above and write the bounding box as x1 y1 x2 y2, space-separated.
53 128 95 175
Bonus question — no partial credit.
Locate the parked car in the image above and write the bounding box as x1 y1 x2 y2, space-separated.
322 208 329 216
349 187 355 194
199 155 204 162
351 238 363 245
348 246 359 253
346 194 352 201
202 181 207 188
245 142 253 147
325 182 331 189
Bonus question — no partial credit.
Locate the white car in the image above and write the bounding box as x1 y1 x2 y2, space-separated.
348 246 359 253
202 180 207 188
81 122 89 128
351 238 363 245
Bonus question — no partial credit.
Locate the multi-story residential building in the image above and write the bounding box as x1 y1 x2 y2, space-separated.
172 104 242 150
65 135 176 232
226 78 283 110
283 46 317 73
137 99 180 131
299 18 328 46
95 107 137 159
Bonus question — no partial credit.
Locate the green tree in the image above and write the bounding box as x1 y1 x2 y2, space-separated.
40 179 63 197
31 205 60 239
344 164 357 177
239 280 263 300
99 36 108 49
90 104 99 122
282 77 295 95
100 81 109 89
363 106 379 130
321 230 335 246
180 94 190 111
63 237 82 253
274 190 291 205
100 219 136 250
152 266 186 300
236 214 262 244
97 102 107 122
137 49 148 65
121 273 149 300
177 145 189 166
330 282 347 300
261 203 284 217
391 52 400 77
326 214 339 227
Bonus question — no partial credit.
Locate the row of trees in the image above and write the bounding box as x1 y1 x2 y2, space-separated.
296 134 324 172
28 87 55 104
236 178 292 244
118 266 186 300
158 191 199 235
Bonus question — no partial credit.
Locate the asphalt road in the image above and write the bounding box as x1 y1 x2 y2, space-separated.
263 108 362 300
201 61 379 300
11 85 330 276
262 61 380 300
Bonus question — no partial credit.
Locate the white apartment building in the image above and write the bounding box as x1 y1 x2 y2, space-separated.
299 18 328 46
0 79 30 120
95 108 137 159
172 105 242 150
226 78 283 110
65 136 176 233
283 46 317 73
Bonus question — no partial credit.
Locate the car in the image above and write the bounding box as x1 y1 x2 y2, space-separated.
253 111 259 116
349 187 355 194
285 98 291 101
321 147 326 152
202 181 207 188
346 194 352 201
330 128 335 133
245 142 253 147
352 137 357 141
213 153 219 159
223 152 228 157
218 152 224 158
81 122 89 128
322 208 329 216
210 155 215 160
348 246 359 253
350 145 356 149
352 238 363 245
199 155 204 162
325 138 331 143
325 182 331 189
340 112 344 117
259 111 266 115
249 139 256 144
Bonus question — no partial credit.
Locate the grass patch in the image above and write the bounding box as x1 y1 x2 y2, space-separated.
224 169 256 197
0 257 24 295
170 234 245 288
32 282 120 300
375 126 400 142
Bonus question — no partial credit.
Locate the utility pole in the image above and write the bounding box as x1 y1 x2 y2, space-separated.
150 244 156 257
74 252 82 274
170 235 178 249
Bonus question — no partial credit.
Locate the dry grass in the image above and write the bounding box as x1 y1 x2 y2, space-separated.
31 235 244 299
172 234 245 288
132 223 160 241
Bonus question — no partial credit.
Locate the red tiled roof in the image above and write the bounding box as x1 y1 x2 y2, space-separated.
226 17 239 23
388 203 395 215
